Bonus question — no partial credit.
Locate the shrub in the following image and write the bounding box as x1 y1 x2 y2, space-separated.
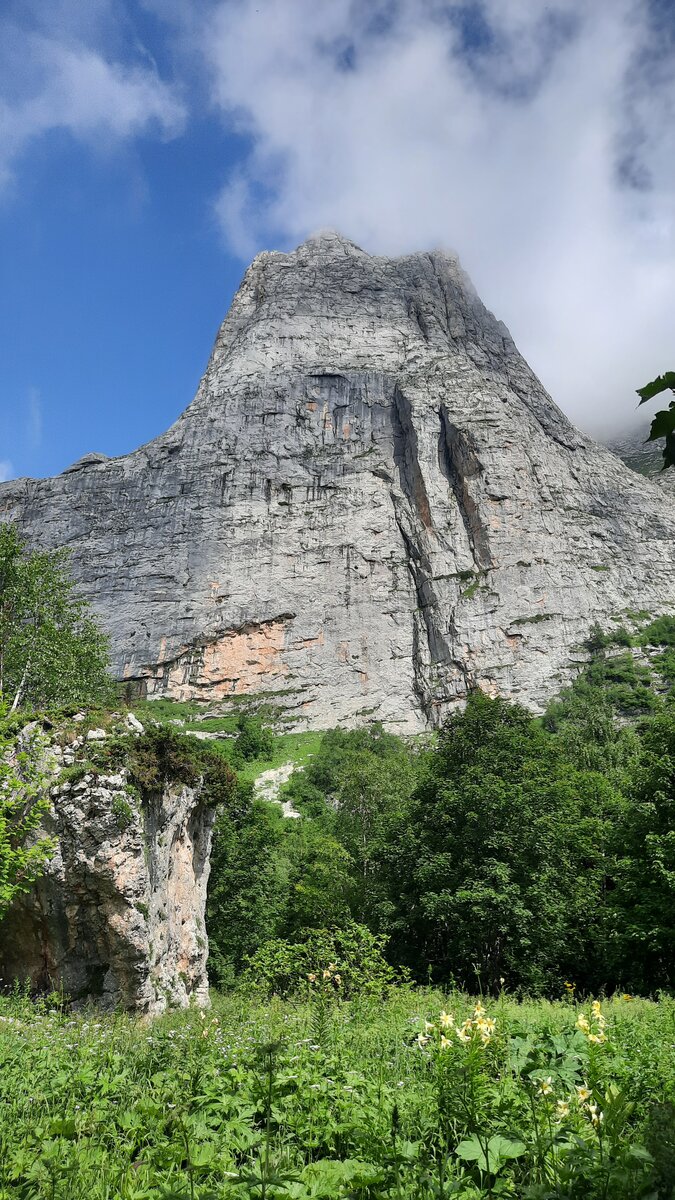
242 921 398 997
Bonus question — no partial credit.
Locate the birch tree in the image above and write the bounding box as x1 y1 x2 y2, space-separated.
0 523 112 712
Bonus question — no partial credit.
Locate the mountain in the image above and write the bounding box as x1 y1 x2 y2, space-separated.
2 231 675 731
606 423 670 478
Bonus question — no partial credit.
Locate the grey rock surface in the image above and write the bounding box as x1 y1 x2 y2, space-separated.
0 732 214 1013
2 231 675 731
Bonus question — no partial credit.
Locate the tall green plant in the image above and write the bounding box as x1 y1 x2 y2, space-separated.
637 371 675 469
0 523 112 711
0 718 55 918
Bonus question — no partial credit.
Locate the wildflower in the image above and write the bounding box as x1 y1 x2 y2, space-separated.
424 1021 435 1034
455 1024 471 1044
417 1033 430 1048
576 1085 592 1103
439 1010 453 1029
322 969 332 980
577 1013 590 1032
333 974 341 986
556 1101 570 1120
473 1001 486 1018
588 1032 606 1045
440 1034 451 1050
622 993 633 1001
307 973 317 983
538 1077 554 1097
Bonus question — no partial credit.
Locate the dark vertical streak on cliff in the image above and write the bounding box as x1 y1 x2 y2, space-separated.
438 406 493 571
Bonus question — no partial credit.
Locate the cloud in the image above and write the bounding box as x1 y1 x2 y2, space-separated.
0 460 14 483
0 6 186 190
202 0 675 435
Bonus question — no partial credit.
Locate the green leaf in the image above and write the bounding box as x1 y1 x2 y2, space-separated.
456 1134 527 1174
637 372 675 403
646 404 675 441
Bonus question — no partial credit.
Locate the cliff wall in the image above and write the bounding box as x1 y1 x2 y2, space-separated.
2 233 674 730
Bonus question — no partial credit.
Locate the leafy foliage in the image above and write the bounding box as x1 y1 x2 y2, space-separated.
637 371 675 469
0 718 55 918
0 989 671 1198
208 795 289 989
0 523 112 712
242 920 397 998
387 693 623 994
203 631 675 998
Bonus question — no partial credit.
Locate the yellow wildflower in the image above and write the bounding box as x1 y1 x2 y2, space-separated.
417 1033 430 1048
556 1101 570 1120
538 1077 554 1097
576 1085 592 1103
577 1013 590 1032
440 1034 451 1050
439 1010 453 1029
456 1025 471 1044
322 969 332 980
588 1032 606 1045
307 973 317 983
424 1021 435 1034
473 1002 486 1018
622 993 633 1001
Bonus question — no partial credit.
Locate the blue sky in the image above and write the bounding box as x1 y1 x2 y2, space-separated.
1 0 674 481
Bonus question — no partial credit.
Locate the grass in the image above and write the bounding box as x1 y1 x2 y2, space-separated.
127 700 322 790
0 988 672 1198
235 730 324 787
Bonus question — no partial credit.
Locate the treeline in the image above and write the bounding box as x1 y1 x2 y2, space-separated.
208 632 675 997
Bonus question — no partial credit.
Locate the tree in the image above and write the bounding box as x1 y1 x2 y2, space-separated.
388 693 622 993
637 372 675 469
283 725 417 928
610 710 675 992
0 718 55 918
207 790 289 988
0 523 112 711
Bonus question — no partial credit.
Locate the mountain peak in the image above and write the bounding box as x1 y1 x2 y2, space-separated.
2 241 675 730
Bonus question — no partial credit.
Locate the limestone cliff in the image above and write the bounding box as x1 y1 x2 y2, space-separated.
0 722 214 1014
2 232 675 731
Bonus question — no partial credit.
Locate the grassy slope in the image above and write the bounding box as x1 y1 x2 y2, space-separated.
131 697 323 789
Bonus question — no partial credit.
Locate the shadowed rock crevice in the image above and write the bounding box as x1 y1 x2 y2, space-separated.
392 385 433 530
438 406 493 572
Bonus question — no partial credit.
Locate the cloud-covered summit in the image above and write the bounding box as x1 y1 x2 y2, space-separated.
1 0 674 455
201 0 675 435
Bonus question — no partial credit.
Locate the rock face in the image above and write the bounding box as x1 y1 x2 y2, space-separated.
2 232 675 731
0 735 214 1014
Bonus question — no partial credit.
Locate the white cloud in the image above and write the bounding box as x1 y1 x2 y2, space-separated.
202 0 675 435
0 9 186 190
0 460 14 483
